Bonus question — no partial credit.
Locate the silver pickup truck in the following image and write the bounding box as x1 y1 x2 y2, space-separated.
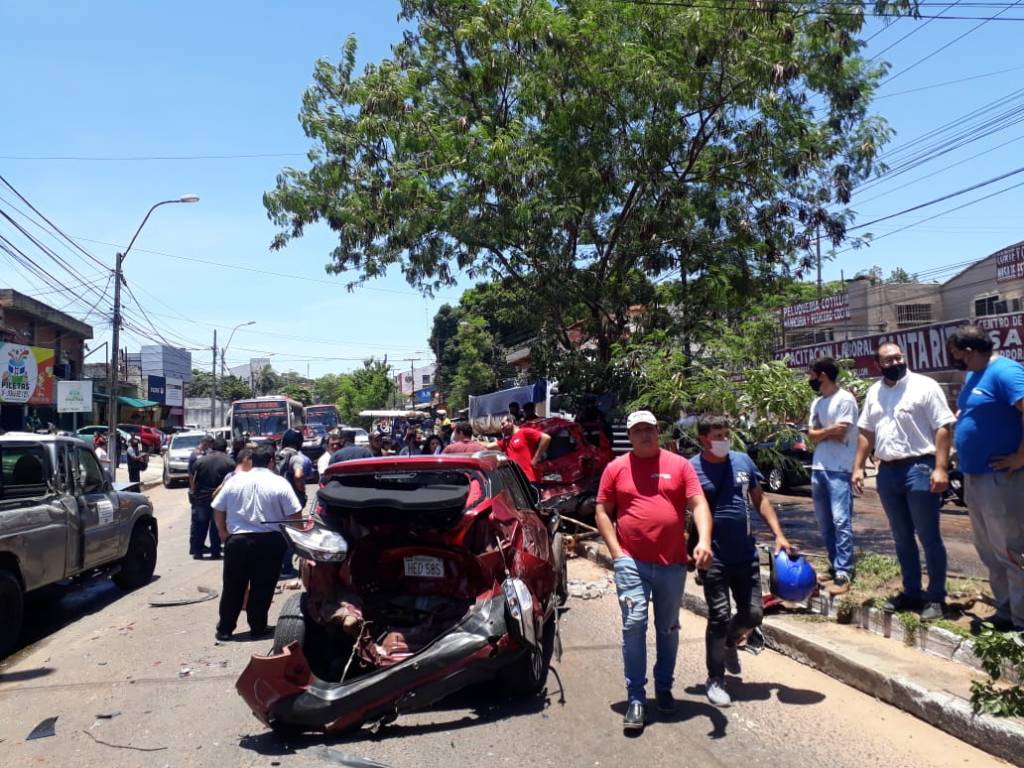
0 433 158 657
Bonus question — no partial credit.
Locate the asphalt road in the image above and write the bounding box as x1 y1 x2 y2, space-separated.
0 483 1003 767
762 487 984 580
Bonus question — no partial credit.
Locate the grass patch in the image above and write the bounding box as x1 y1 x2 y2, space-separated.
792 614 832 623
932 618 972 639
896 611 922 646
856 552 902 584
947 576 991 599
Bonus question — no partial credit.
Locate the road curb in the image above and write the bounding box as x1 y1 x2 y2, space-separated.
577 540 1024 765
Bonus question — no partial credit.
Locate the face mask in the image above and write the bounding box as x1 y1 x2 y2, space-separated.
809 378 822 392
710 439 731 458
881 362 907 382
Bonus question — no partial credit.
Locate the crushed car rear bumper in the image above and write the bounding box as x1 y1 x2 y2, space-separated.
236 594 516 733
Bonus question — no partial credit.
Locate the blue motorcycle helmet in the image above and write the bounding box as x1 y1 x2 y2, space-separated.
771 550 817 602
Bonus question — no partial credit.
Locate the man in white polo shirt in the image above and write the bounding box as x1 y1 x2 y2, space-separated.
853 341 955 621
212 446 303 641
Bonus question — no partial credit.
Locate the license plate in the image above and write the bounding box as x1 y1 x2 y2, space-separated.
404 556 444 578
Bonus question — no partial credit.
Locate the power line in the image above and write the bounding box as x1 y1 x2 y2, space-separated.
874 64 1024 100
610 0 1024 19
0 152 306 162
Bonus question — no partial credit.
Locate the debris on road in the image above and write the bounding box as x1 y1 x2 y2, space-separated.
567 579 609 599
94 711 121 720
26 716 57 740
178 666 192 678
148 585 218 607
282 578 303 590
82 729 167 752
318 747 394 767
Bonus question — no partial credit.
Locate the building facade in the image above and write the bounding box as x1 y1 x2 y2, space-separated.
0 289 93 431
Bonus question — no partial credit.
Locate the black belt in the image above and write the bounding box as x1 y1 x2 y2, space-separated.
879 454 934 467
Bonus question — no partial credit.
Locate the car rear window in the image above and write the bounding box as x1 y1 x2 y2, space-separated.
171 435 203 450
0 445 50 500
323 469 486 510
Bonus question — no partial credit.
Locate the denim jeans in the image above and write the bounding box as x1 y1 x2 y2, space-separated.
876 456 947 603
703 559 763 678
810 469 855 577
965 471 1024 627
190 500 220 557
612 555 686 703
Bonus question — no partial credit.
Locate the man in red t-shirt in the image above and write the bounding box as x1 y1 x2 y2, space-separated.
595 410 712 733
489 416 551 483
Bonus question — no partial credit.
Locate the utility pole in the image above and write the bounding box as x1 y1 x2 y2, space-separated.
106 252 124 479
211 329 218 428
399 357 420 408
816 224 822 301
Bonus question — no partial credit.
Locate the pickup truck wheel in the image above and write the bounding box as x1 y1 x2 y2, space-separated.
500 615 555 697
0 570 24 658
113 524 157 590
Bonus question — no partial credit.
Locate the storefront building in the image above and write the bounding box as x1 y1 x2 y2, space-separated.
0 290 92 432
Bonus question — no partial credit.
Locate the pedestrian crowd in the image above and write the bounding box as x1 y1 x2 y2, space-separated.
592 321 1024 733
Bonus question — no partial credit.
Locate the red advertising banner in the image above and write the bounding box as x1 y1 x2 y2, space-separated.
781 294 850 329
779 312 1024 377
996 241 1024 283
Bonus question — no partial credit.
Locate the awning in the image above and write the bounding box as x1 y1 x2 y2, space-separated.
118 396 159 408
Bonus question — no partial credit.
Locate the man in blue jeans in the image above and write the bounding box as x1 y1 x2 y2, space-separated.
595 410 713 734
808 356 860 595
948 325 1024 632
853 341 955 621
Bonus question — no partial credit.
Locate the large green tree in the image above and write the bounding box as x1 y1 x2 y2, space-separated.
185 369 252 401
336 359 396 424
266 0 892 384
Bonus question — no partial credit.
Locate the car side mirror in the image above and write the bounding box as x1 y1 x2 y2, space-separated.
529 484 540 508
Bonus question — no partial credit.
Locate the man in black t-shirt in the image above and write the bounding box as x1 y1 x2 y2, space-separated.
330 429 373 463
190 438 236 560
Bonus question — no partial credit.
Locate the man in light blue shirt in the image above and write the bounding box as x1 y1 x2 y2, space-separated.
949 325 1024 632
807 357 859 595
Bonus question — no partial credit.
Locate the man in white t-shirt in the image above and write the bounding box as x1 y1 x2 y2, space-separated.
808 357 859 595
853 341 955 621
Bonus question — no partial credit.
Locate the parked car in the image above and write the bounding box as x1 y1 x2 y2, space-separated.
163 430 208 488
745 428 813 493
235 452 564 734
117 424 162 453
0 433 158 657
76 425 132 454
532 417 615 521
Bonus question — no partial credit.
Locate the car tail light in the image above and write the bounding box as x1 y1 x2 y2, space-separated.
793 441 806 451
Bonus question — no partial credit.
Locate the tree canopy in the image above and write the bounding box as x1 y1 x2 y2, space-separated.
185 370 251 401
267 0 891 379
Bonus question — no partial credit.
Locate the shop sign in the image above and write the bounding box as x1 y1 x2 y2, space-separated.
0 343 55 404
781 294 850 329
57 380 93 412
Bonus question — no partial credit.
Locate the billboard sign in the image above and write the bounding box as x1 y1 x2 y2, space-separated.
996 242 1024 283
781 294 850 330
147 375 166 404
0 343 55 404
166 377 183 407
779 311 1024 376
57 380 93 413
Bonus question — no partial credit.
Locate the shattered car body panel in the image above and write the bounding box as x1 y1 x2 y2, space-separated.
235 454 559 733
531 418 614 520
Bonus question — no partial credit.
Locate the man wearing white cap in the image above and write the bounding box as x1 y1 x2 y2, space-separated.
595 410 713 734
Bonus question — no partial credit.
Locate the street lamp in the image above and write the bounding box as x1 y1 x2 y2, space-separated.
217 320 255 423
108 195 199 480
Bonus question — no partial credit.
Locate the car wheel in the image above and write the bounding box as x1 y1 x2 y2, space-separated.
162 466 172 488
0 569 24 659
113 523 158 590
272 592 306 653
273 592 334 680
552 533 568 607
500 615 555 697
767 467 785 493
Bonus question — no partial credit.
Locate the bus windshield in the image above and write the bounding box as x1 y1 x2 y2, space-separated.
231 407 288 439
306 406 338 429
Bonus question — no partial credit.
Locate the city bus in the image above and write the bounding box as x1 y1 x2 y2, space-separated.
305 404 339 430
228 396 305 446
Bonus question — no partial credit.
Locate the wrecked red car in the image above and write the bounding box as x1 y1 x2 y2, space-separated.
532 417 615 521
235 453 567 734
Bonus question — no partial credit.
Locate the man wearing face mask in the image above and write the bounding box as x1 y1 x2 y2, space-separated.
807 357 860 595
947 325 1024 632
690 415 791 708
853 342 955 621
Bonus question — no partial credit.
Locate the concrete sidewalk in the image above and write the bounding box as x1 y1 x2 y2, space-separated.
579 539 1024 765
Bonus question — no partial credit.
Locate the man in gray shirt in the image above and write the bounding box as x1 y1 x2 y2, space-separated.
808 357 859 595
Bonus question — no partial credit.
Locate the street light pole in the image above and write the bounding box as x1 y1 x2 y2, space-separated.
219 320 255 424
107 195 199 480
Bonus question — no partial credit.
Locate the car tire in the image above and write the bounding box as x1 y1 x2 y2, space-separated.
500 614 555 697
767 467 785 493
273 592 335 680
272 592 306 653
552 533 568 607
113 523 158 590
0 569 24 659
162 466 172 488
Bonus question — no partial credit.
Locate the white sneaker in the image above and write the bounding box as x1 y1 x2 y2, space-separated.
706 677 732 708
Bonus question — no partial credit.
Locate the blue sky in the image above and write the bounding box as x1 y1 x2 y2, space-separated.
1 1 1021 377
